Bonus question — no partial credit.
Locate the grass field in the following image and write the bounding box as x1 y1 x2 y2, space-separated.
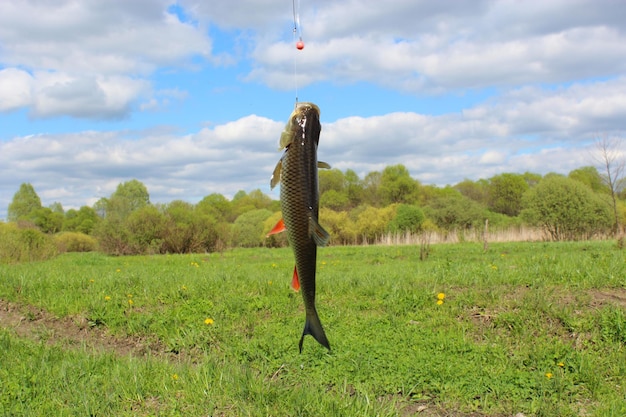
1 241 625 416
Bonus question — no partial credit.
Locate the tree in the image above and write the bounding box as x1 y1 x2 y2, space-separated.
97 180 150 223
231 189 275 219
93 198 108 218
93 180 151 255
320 189 349 211
319 169 346 195
8 183 42 222
63 206 99 234
569 166 609 193
593 135 625 235
31 207 63 233
454 178 489 206
113 179 150 209
521 171 542 188
197 193 232 222
420 184 460 205
362 171 382 206
487 173 529 216
49 202 64 214
521 176 613 240
344 169 364 208
379 164 420 205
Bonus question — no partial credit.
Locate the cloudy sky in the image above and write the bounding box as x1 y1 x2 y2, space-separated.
1 0 626 220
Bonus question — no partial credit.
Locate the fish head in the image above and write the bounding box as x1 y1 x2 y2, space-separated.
279 102 321 150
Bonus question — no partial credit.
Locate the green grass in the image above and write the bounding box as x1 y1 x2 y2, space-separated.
1 241 625 416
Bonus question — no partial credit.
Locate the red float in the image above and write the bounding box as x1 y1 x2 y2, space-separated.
296 40 304 50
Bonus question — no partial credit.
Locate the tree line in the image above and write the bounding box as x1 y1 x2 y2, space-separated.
3 162 625 258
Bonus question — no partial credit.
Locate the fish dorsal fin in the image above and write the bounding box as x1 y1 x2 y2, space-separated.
309 216 330 247
317 161 331 169
270 159 282 189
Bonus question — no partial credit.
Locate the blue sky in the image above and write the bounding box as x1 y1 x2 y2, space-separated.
1 0 626 220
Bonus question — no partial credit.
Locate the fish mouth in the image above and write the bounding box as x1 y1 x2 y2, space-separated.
294 103 321 145
295 102 320 113
294 103 320 123
279 102 321 150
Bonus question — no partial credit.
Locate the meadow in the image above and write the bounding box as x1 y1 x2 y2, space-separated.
0 241 625 416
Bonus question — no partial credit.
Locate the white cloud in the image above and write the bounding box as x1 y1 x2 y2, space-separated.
0 68 33 111
248 1 626 92
31 74 150 119
0 0 212 119
3 0 626 119
479 151 507 165
0 115 285 218
178 0 288 30
0 0 212 74
2 77 625 219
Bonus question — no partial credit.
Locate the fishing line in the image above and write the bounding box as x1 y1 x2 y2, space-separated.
292 0 303 106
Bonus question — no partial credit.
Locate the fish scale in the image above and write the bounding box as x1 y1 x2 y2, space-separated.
269 103 331 352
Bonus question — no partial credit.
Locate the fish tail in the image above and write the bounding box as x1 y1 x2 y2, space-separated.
299 309 330 352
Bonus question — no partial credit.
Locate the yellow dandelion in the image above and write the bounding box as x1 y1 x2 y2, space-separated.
490 264 498 270
89 279 95 283
104 296 111 301
271 263 277 268
127 299 134 306
172 374 179 381
545 372 553 379
116 268 121 272
437 293 446 300
557 362 564 367
268 280 273 285
321 261 327 265
436 300 444 306
204 318 214 325
181 285 187 291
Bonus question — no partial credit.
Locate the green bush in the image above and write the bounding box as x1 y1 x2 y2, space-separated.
0 222 58 263
161 201 220 253
522 175 613 240
424 194 486 230
319 208 358 245
54 232 98 253
230 209 273 247
388 204 424 233
354 205 395 243
93 218 131 256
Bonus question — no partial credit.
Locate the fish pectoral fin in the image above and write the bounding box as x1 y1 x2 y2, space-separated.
291 265 300 292
270 159 282 189
309 216 331 247
267 218 286 236
279 131 293 150
317 161 331 169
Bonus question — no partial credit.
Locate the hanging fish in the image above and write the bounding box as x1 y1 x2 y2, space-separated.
268 102 331 352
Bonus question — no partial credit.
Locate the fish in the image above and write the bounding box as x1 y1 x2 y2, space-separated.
268 102 332 352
